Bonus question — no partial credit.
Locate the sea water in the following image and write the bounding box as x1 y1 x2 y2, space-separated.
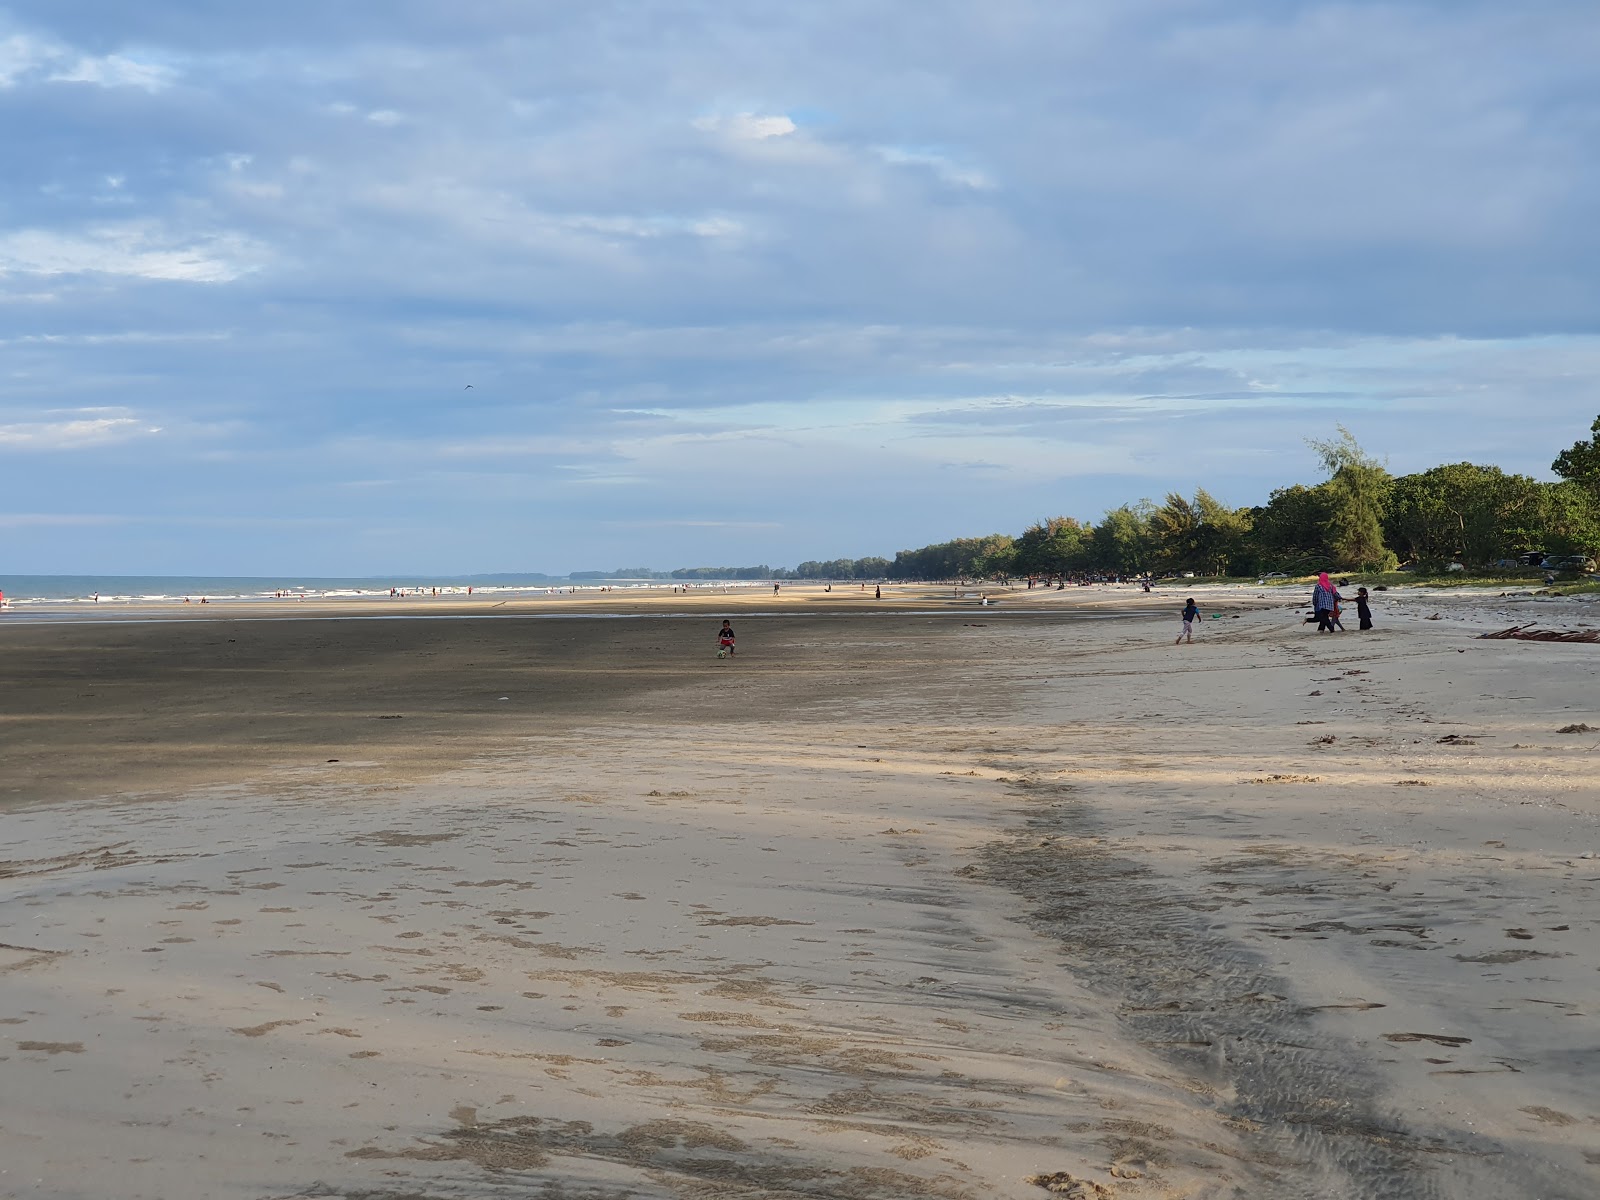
0 574 682 604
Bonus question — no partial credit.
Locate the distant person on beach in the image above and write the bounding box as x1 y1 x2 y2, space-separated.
718 620 736 657
773 583 780 596
875 585 881 600
1312 573 1340 633
1177 597 1200 644
1356 587 1373 630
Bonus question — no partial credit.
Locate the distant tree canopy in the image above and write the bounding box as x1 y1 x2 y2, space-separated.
864 419 1600 581
671 565 790 580
793 557 891 579
887 535 1015 581
653 419 1600 583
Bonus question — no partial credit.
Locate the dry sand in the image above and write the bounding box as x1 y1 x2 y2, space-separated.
1 583 1597 1199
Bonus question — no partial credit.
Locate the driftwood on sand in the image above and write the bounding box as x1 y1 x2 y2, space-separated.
1477 624 1600 643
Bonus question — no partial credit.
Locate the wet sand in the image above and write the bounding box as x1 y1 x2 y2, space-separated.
2 586 1597 1199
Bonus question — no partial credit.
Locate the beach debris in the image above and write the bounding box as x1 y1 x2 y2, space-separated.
1436 734 1478 745
1383 1031 1472 1047
1557 723 1596 734
1246 774 1321 784
1308 689 1323 696
1478 625 1600 643
1426 613 1442 620
1310 734 1337 745
1026 1173 1114 1198
1395 779 1433 786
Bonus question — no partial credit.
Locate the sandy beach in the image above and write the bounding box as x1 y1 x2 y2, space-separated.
2 584 1597 1199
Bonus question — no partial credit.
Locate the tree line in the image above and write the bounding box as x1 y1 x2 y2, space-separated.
882 418 1600 580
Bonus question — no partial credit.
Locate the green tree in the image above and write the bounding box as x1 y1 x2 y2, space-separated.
969 534 1017 579
1307 427 1396 571
1386 463 1547 567
888 535 1015 580
1193 489 1256 575
1542 481 1600 555
1552 415 1600 498
1148 493 1202 572
1093 502 1155 575
1146 490 1254 575
1247 484 1333 573
1013 517 1088 578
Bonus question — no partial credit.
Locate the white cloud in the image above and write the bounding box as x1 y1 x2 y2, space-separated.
693 112 797 140
0 32 176 91
0 223 266 283
0 414 158 450
366 108 404 126
877 147 994 190
49 53 175 92
0 32 52 86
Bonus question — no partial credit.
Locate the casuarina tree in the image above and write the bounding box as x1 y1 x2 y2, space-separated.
1307 427 1396 572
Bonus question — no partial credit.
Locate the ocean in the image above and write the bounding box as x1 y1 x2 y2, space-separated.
0 574 616 603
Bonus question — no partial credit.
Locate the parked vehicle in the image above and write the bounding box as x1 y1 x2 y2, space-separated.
1542 555 1598 573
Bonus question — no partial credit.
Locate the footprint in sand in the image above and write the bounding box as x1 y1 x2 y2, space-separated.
230 1020 305 1038
17 1041 84 1054
1521 1106 1577 1126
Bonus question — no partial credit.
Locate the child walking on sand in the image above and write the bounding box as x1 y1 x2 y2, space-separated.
717 620 736 657
1356 587 1373 630
1177 597 1200 644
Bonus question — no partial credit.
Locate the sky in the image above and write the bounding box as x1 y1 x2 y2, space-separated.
2 1 1598 575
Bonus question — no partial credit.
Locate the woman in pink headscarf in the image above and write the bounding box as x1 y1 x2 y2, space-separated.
1312 572 1341 633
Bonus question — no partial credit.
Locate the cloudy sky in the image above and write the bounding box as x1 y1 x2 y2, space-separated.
2 1 1597 574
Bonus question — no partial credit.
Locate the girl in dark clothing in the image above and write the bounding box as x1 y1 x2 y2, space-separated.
1355 587 1373 630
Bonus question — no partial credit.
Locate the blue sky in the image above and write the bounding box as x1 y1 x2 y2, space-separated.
2 1 1598 574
